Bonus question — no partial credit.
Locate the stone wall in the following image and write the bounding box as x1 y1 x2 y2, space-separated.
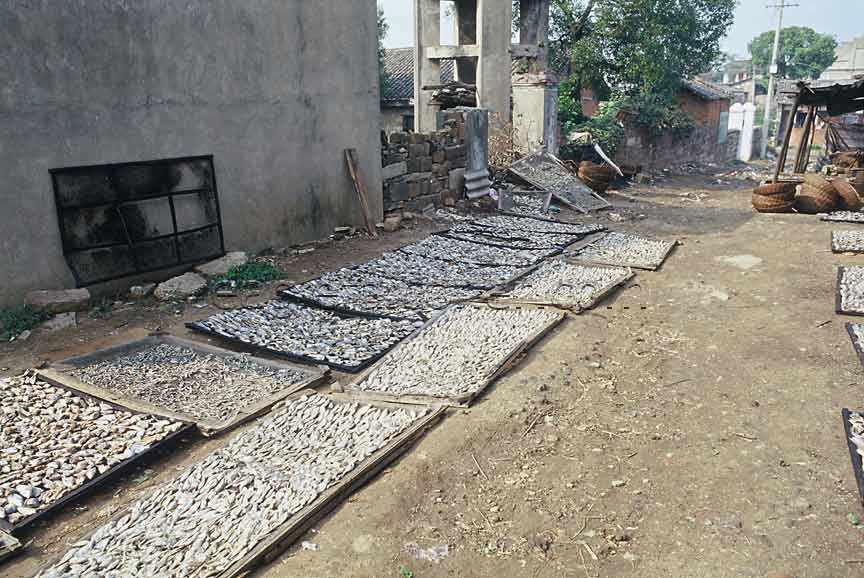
0 0 382 306
381 111 468 213
616 125 737 169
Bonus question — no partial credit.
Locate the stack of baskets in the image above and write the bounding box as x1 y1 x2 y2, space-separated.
795 174 839 214
577 162 618 193
752 181 796 213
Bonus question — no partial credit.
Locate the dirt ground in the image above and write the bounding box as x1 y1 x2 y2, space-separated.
5 171 864 578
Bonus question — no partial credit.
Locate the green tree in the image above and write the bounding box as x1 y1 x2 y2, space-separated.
377 5 390 99
749 26 837 80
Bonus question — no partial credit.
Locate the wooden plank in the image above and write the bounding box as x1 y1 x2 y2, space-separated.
345 148 379 238
0 530 21 564
216 398 446 578
45 335 329 436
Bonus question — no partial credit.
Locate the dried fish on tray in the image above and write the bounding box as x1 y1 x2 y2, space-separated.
0 373 189 534
842 409 864 506
357 251 531 289
832 230 864 253
400 236 556 268
34 393 443 578
346 304 565 405
280 267 482 318
187 301 418 373
473 214 606 237
442 224 579 251
46 336 326 436
568 231 676 271
0 530 21 563
837 267 864 316
822 211 864 223
493 260 633 311
846 323 864 367
509 193 552 217
509 152 611 213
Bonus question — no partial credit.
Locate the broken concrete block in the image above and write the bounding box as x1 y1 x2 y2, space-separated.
449 168 467 193
382 214 403 233
154 273 208 301
128 283 156 299
40 312 78 332
382 161 408 180
194 252 248 278
25 289 90 314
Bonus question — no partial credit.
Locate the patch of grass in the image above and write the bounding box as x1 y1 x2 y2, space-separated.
212 262 284 286
398 566 414 578
0 305 45 339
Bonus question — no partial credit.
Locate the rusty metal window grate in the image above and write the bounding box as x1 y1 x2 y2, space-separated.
50 155 226 286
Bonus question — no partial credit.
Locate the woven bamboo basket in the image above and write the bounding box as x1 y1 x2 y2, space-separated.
834 179 863 211
753 181 796 201
795 183 838 214
752 193 794 213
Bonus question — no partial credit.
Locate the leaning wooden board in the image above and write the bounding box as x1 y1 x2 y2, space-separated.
340 303 566 408
42 334 329 437
508 151 611 213
0 530 21 563
0 374 195 536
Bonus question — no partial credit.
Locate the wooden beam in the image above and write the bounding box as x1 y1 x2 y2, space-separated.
344 149 379 238
774 94 800 182
510 44 545 58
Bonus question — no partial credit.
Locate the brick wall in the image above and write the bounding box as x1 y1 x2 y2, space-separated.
381 111 469 213
616 125 737 169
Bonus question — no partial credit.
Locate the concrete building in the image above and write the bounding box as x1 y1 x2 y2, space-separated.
0 1 383 306
821 37 864 82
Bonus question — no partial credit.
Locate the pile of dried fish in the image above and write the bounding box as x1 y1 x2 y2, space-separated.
357 251 528 289
473 215 606 237
189 301 417 370
35 395 424 578
401 236 554 267
69 344 312 425
444 224 577 251
570 232 675 270
0 374 183 527
508 153 610 212
509 194 550 217
822 211 864 223
832 230 864 253
503 261 631 309
848 411 864 476
349 305 562 400
281 268 481 318
838 267 864 315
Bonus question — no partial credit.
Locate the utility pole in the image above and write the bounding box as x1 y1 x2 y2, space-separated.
761 1 797 159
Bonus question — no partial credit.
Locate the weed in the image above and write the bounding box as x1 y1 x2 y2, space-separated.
398 566 414 578
212 261 283 286
0 306 45 339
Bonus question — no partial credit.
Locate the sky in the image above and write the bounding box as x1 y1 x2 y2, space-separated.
378 0 861 58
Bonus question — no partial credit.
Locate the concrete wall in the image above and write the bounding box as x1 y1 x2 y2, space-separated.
0 0 382 305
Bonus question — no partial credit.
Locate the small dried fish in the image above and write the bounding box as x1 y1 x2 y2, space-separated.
570 232 675 270
839 267 864 315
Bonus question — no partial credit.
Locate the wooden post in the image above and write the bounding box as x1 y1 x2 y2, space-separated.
344 149 379 238
774 93 800 181
793 106 816 173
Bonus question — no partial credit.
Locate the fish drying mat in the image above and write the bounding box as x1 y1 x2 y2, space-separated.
187 301 419 373
832 230 864 253
508 151 611 213
356 251 534 290
41 335 328 436
344 303 565 407
568 231 677 271
845 323 864 367
473 214 607 237
279 267 483 320
490 261 633 311
842 409 864 507
822 211 864 223
441 227 572 251
836 267 864 316
33 392 445 578
400 235 556 267
0 373 192 535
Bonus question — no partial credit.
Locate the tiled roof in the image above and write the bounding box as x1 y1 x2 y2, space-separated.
382 48 455 104
682 78 732 101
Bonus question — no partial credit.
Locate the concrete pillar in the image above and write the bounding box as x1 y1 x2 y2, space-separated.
476 0 513 125
512 75 559 155
414 0 441 133
463 108 492 199
454 0 477 83
738 103 756 162
519 0 549 73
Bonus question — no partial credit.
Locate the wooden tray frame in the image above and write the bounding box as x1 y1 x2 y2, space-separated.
842 408 864 508
831 231 864 254
565 233 678 271
29 390 445 578
0 373 195 536
836 267 864 317
342 303 566 408
485 262 635 312
397 235 558 268
0 530 21 564
43 335 329 436
508 152 611 213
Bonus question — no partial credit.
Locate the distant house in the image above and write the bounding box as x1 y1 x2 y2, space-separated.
381 48 453 133
821 37 864 82
679 79 733 134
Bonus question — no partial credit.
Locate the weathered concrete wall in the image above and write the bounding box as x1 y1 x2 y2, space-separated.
616 126 736 169
0 0 382 306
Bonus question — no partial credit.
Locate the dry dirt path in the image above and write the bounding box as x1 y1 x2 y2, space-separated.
4 177 862 578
